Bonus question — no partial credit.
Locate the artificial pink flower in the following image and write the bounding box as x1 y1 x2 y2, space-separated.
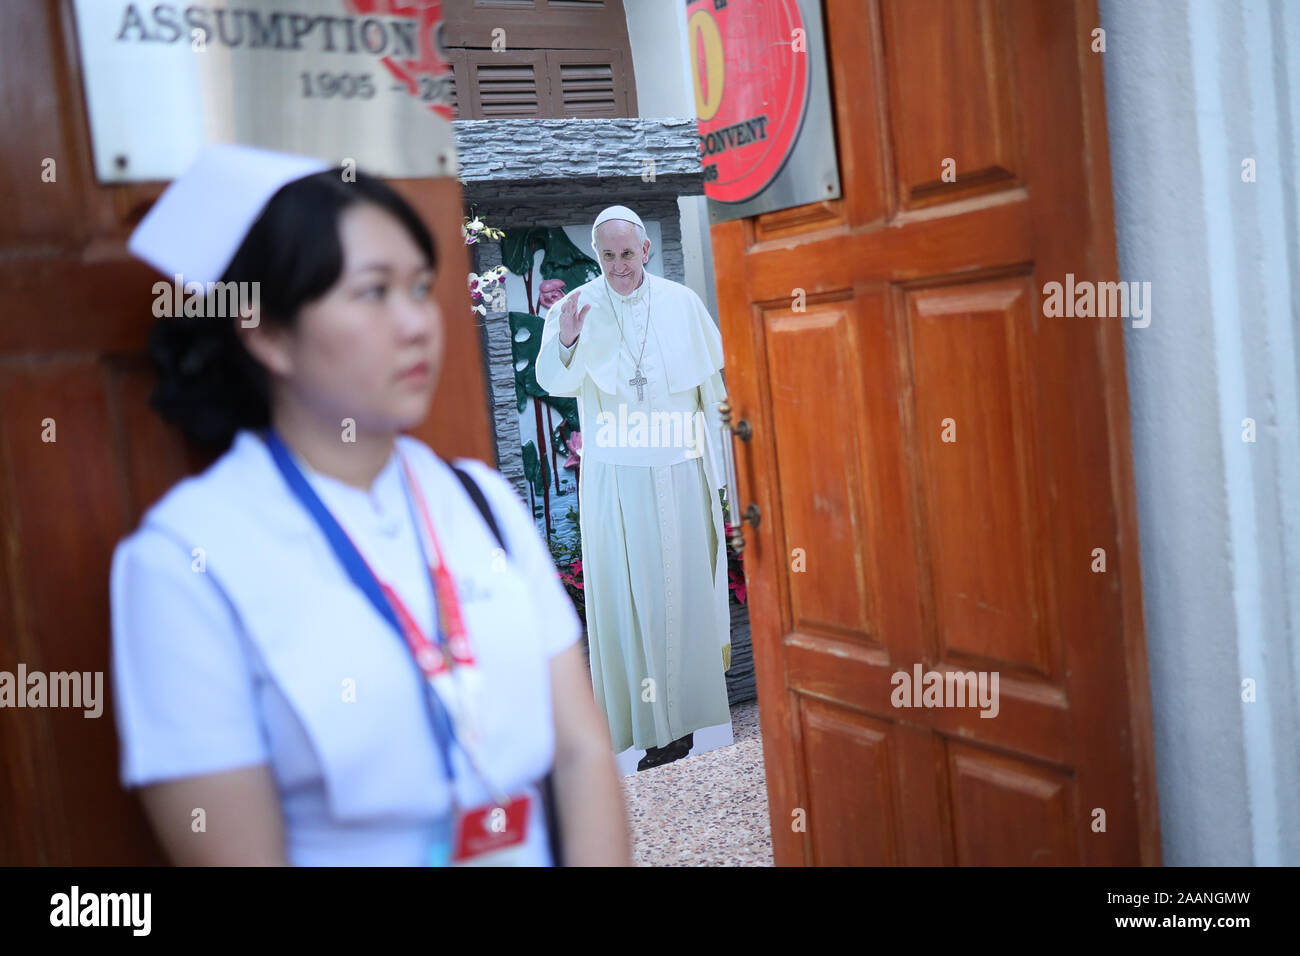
563 430 582 469
539 279 567 309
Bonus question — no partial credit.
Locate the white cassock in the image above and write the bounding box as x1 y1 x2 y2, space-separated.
536 270 731 752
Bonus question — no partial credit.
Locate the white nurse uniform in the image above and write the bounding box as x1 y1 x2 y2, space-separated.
110 430 582 866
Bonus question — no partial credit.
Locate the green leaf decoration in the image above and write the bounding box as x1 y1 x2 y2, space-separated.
536 227 603 295
522 439 550 497
508 310 544 413
501 226 601 309
547 395 579 435
501 227 595 508
500 227 548 278
508 309 582 429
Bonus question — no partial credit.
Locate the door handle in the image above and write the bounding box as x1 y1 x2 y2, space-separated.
718 399 760 553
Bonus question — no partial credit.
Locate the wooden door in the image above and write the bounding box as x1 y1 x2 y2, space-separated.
0 0 491 865
713 0 1160 865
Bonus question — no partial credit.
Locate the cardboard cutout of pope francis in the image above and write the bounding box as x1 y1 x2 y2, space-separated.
535 206 733 774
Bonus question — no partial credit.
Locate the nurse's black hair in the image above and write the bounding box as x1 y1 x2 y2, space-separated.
147 168 438 450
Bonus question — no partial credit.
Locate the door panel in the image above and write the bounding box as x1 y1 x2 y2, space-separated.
948 744 1079 866
713 0 1159 865
882 0 1022 209
765 301 876 638
906 277 1053 676
799 698 901 866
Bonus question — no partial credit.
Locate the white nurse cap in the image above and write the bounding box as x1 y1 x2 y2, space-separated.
128 144 331 285
590 204 647 255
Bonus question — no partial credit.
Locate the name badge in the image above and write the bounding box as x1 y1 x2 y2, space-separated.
450 793 533 866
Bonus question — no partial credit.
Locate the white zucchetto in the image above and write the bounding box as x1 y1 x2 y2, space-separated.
590 205 647 256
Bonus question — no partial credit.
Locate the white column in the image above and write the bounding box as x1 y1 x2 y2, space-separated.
1100 0 1300 865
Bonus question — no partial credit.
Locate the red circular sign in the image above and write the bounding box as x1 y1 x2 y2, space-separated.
691 0 810 204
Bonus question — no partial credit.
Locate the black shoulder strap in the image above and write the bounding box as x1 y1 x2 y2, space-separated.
446 461 510 558
446 459 565 864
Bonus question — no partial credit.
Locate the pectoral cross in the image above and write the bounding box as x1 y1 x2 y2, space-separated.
629 367 648 402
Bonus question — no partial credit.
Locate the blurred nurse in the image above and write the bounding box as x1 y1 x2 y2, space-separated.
110 144 630 866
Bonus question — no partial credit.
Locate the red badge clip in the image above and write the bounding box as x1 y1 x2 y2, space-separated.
451 794 532 864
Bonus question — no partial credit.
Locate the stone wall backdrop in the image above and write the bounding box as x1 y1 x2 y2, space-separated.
454 116 755 708
727 599 756 706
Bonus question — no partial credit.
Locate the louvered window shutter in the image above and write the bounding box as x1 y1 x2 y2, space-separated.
441 0 635 120
444 49 466 118
547 50 627 118
467 51 549 117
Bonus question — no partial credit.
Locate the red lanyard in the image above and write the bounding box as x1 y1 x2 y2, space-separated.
391 454 476 676
263 430 511 809
390 452 507 808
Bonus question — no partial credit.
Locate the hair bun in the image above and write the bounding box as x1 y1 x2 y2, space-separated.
147 315 266 449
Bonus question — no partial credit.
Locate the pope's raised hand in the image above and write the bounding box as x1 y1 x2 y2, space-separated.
558 294 591 348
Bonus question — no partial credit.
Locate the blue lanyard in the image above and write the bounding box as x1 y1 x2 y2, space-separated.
260 429 459 786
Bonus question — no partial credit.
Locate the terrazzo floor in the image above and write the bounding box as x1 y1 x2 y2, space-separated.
618 700 774 866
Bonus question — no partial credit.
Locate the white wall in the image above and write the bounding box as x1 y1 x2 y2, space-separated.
1099 0 1300 865
624 0 692 117
623 0 718 321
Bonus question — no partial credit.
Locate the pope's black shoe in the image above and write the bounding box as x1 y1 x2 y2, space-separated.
636 745 668 772
636 733 695 772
